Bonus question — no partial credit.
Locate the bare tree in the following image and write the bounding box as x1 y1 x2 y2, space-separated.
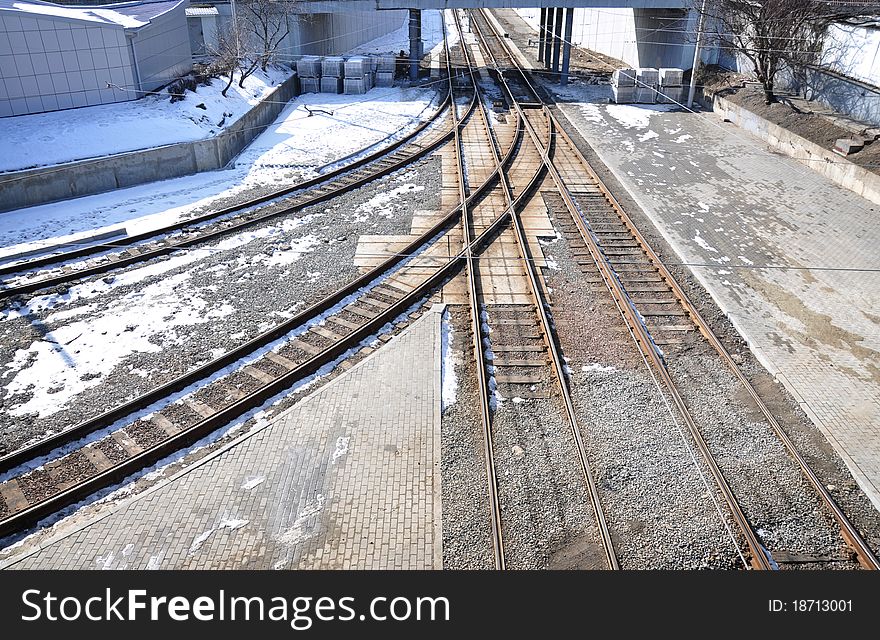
695 0 879 103
238 0 294 78
206 21 246 97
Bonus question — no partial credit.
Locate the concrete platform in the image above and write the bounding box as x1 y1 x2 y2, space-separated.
1 308 444 569
551 87 880 511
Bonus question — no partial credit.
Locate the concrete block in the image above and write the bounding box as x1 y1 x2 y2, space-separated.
612 68 636 87
296 55 322 78
322 56 344 77
659 67 683 87
636 67 659 86
378 55 396 73
376 71 394 88
344 56 369 78
612 85 634 104
634 85 657 104
344 77 367 95
300 76 320 94
833 138 862 155
657 86 687 104
320 76 342 94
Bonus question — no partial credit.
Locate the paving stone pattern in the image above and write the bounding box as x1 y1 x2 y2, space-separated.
4 310 443 569
554 88 880 510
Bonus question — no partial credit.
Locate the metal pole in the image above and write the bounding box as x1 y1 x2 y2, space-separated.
230 0 240 61
552 7 563 73
687 0 708 108
543 8 553 69
538 8 547 62
560 8 574 85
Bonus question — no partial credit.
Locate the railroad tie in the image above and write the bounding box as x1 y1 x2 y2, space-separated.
111 430 144 457
81 445 114 472
0 479 29 512
264 350 298 370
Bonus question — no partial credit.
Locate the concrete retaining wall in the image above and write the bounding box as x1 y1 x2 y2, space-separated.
0 72 299 213
705 92 880 206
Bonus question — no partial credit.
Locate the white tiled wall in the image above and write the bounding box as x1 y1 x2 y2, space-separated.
0 13 135 116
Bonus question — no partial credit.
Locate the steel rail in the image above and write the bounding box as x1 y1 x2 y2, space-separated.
0 138 550 541
0 106 460 300
467 9 619 571
0 93 453 280
0 93 503 476
548 110 880 571
444 13 506 571
473 7 773 570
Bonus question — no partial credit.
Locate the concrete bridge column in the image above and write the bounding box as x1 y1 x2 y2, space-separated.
551 7 563 73
409 8 422 81
538 8 548 63
560 8 574 85
543 8 554 69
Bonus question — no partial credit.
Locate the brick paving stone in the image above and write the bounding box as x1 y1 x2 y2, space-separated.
553 90 880 510
3 308 444 569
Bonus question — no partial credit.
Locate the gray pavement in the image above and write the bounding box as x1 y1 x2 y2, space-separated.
550 82 880 510
1 307 444 569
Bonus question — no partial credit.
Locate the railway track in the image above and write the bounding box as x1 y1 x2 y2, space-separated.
0 13 541 542
473 7 879 570
454 9 618 570
0 92 456 300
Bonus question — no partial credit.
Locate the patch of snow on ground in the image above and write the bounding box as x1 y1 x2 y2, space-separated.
0 87 439 255
441 310 458 410
693 231 720 254
582 363 616 373
605 104 676 129
240 475 266 490
0 65 293 172
638 130 659 142
352 183 424 221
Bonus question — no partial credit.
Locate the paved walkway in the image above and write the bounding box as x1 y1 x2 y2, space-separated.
1 308 443 569
549 86 880 510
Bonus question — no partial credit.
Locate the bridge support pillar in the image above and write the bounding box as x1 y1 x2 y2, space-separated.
551 7 563 74
538 8 548 63
409 8 422 81
543 8 553 69
560 8 574 85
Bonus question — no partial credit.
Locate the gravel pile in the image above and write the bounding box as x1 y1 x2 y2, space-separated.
0 156 442 456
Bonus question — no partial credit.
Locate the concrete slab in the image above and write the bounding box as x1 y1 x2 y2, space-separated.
551 84 880 511
1 308 444 569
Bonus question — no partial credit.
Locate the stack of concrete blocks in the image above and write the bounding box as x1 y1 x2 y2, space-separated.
634 68 659 104
658 68 686 104
376 55 396 88
297 55 322 94
611 68 636 103
344 56 372 95
321 56 344 94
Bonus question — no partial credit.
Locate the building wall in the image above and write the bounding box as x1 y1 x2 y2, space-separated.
129 5 191 91
0 12 134 116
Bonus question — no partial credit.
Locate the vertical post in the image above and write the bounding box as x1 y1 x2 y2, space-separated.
538 8 547 62
560 8 574 85
543 8 554 69
409 8 421 81
687 0 707 108
230 0 240 62
551 7 563 74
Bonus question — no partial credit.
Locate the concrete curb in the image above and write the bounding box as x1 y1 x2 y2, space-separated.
703 92 880 206
0 73 299 214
